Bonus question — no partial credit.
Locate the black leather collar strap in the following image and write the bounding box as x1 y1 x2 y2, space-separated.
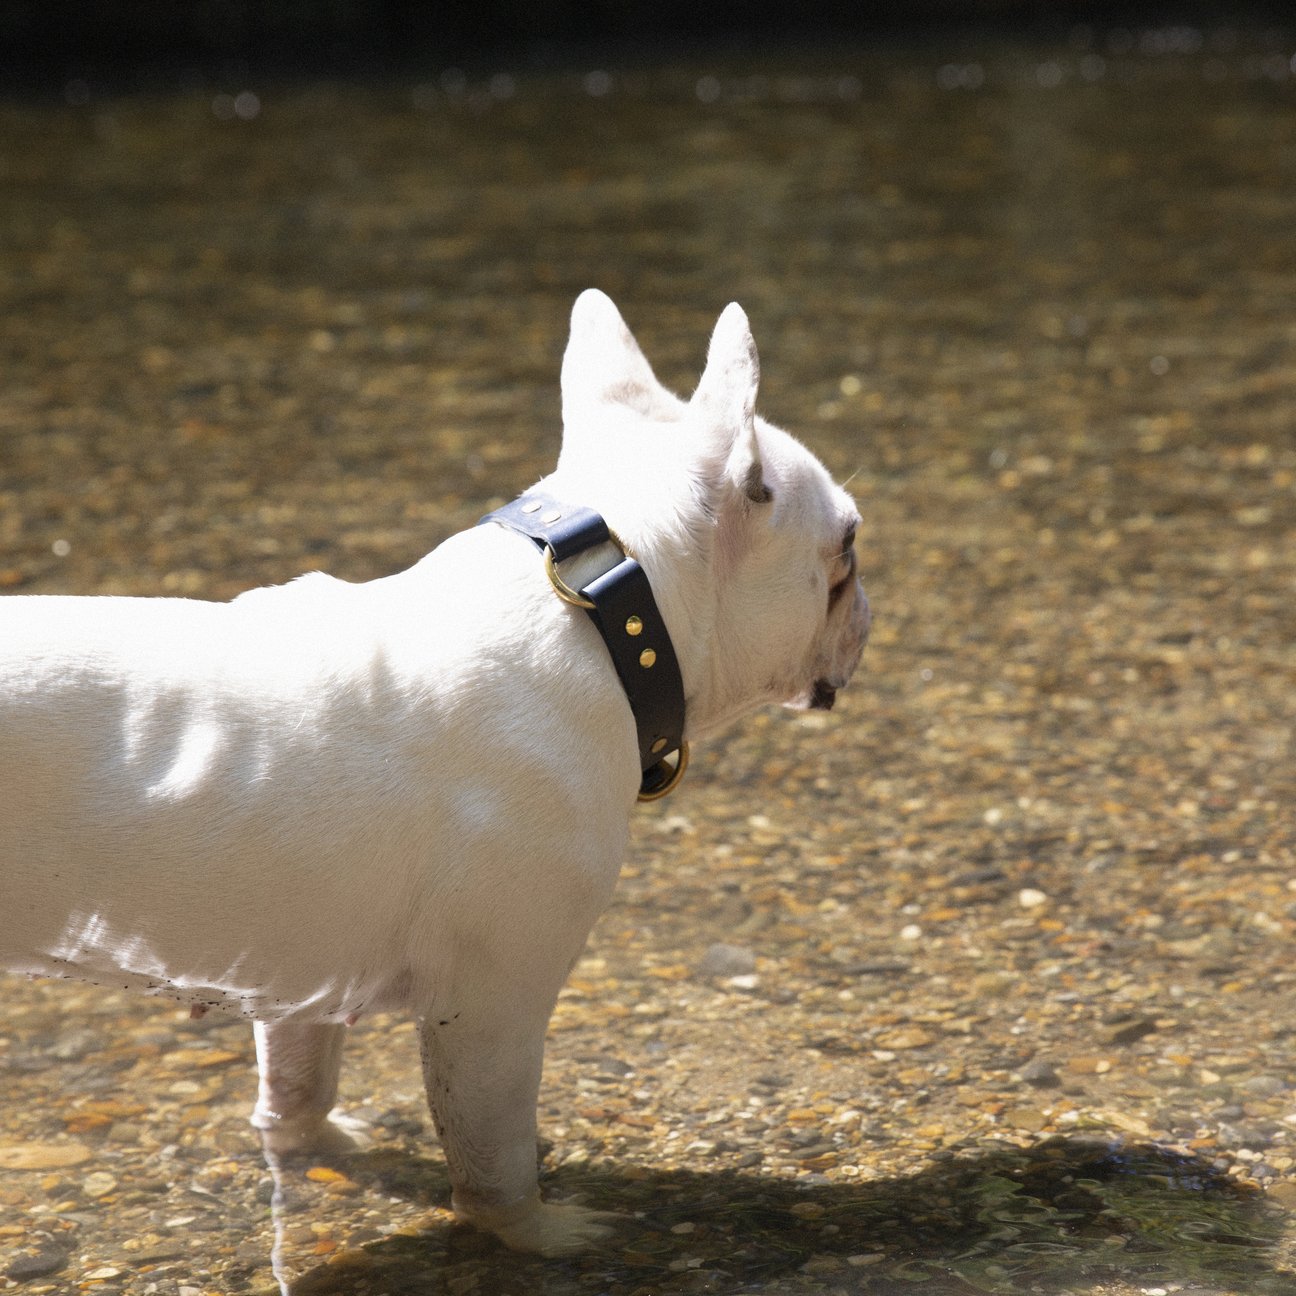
479 491 688 801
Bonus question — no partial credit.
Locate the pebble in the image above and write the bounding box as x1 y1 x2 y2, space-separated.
696 943 757 977
1241 1074 1288 1098
82 1171 118 1197
1102 1017 1159 1047
875 1027 935 1051
1017 1059 1062 1088
788 1202 825 1219
1001 1106 1050 1132
586 1053 635 1078
0 1143 93 1171
4 1247 68 1281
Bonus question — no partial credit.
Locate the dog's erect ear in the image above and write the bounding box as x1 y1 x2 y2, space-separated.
691 303 770 505
561 289 678 426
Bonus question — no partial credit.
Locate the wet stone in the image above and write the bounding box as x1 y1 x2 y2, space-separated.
1102 1017 1160 1047
0 1143 94 1171
585 1054 636 1078
82 1172 118 1198
1242 1075 1289 1099
1017 1059 1063 1089
696 943 758 978
5 1246 69 1281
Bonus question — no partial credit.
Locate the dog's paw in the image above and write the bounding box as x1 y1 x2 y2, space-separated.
458 1197 619 1256
255 1111 371 1158
494 1201 620 1256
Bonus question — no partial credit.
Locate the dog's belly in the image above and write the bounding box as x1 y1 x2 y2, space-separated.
0 760 422 1023
9 946 382 1022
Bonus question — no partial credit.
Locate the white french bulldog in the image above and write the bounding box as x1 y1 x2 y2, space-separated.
0 291 869 1255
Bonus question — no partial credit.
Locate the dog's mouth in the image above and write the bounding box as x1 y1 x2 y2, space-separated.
808 679 837 711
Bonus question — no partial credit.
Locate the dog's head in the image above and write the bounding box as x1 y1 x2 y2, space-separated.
550 290 870 740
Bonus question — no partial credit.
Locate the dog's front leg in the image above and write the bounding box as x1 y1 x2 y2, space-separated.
419 999 615 1256
251 1021 361 1156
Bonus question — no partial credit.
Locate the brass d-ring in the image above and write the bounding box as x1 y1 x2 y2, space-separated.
543 545 596 609
638 742 690 802
543 528 632 610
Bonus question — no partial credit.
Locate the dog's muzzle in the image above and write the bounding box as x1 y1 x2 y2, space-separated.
809 584 870 710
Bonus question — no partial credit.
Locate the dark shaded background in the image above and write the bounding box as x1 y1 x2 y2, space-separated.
3 1 1289 84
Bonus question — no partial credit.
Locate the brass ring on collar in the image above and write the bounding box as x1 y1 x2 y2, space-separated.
542 528 631 611
543 545 596 609
638 742 690 802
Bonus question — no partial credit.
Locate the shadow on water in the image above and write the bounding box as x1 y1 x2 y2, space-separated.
265 1136 1289 1295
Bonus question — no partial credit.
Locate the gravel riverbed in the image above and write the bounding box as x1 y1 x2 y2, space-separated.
2 27 1295 1295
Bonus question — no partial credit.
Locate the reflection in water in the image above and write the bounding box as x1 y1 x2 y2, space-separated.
265 1149 300 1295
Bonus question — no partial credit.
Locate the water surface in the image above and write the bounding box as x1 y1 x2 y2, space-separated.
2 26 1295 1295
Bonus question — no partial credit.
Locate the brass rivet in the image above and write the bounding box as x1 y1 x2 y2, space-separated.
541 509 562 524
639 648 657 669
625 616 643 637
651 737 668 755
520 500 542 514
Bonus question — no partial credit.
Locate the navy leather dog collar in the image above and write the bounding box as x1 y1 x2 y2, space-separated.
480 491 688 801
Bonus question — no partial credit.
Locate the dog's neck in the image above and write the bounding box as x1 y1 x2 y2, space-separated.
478 490 688 799
533 467 736 742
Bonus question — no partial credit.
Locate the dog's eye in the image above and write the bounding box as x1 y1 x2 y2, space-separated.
833 526 857 577
825 523 858 606
828 544 857 610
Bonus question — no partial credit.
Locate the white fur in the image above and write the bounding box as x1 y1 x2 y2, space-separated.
0 291 869 1255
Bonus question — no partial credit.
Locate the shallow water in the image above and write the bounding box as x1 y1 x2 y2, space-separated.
2 24 1296 1295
